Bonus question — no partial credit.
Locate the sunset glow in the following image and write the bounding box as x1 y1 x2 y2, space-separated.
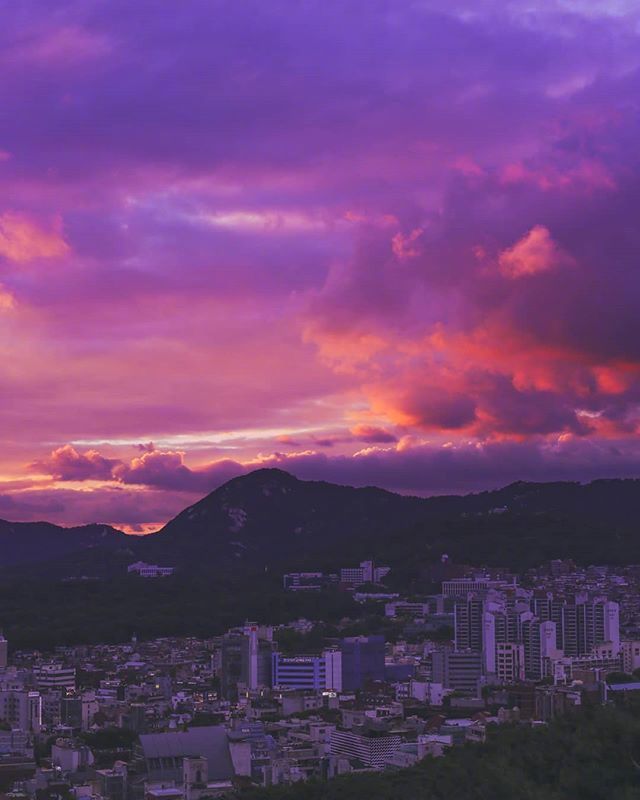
3 1 640 530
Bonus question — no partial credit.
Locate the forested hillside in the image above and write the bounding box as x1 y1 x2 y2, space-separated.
240 704 640 800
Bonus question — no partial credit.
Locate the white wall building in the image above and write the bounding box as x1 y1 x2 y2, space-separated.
127 561 174 578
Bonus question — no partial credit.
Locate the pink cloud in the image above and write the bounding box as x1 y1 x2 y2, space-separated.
0 213 69 263
32 445 120 481
0 284 15 310
498 225 574 279
0 1 639 527
391 228 423 260
500 159 616 192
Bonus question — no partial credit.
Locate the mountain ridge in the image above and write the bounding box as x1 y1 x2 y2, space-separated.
2 470 640 576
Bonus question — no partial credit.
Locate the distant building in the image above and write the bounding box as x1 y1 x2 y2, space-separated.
384 601 432 618
0 635 7 670
35 664 76 693
96 762 127 800
531 594 619 657
0 729 32 757
495 643 525 683
272 650 342 692
454 597 484 652
220 624 273 701
282 573 338 591
534 685 581 721
0 689 42 732
127 561 175 578
340 560 390 587
61 691 98 730
51 738 95 772
443 579 490 598
341 636 385 690
138 727 235 784
443 576 517 598
329 728 402 768
432 650 483 696
621 640 640 674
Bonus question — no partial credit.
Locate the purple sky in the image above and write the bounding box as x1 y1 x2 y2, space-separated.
2 1 640 530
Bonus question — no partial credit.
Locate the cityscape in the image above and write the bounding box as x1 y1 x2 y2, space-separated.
1 549 640 797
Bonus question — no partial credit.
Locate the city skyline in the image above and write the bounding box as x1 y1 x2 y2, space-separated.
3 1 640 530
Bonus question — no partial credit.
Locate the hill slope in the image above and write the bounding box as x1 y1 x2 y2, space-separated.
2 470 640 576
0 520 127 569
141 468 427 570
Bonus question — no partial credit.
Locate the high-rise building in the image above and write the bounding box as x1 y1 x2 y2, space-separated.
587 599 620 654
454 596 485 652
0 690 42 732
531 594 620 657
0 636 7 671
530 593 566 651
341 636 385 690
495 643 525 683
220 626 273 700
521 618 560 680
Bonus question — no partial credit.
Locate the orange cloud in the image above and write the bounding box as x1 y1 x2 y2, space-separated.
0 213 69 263
498 225 572 279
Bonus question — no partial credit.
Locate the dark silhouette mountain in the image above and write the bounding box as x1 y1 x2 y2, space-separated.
0 520 127 569
139 468 427 570
2 470 640 576
2 471 640 649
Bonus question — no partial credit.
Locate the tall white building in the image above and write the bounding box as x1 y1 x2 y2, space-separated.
0 690 42 732
496 643 525 683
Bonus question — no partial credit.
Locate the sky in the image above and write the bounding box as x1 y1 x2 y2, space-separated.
2 0 640 532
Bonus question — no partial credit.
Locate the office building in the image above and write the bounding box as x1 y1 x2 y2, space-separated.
340 560 391 587
454 597 484 652
432 650 483 695
220 625 273 700
341 636 385 690
0 690 42 732
272 650 342 692
521 618 561 680
496 643 525 683
35 664 76 693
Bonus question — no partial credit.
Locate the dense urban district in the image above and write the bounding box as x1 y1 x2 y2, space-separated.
1 471 640 799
